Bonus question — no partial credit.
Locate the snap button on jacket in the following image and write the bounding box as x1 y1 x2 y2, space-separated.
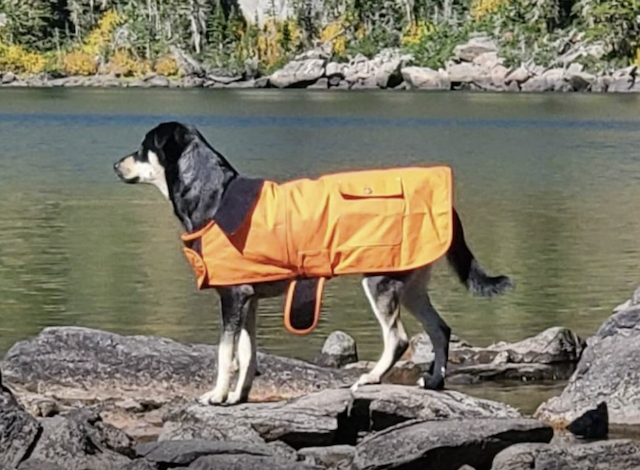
181 166 453 288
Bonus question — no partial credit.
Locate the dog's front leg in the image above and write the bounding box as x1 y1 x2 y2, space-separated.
199 287 253 406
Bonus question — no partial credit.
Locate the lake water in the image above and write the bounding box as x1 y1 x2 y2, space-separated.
1 88 640 414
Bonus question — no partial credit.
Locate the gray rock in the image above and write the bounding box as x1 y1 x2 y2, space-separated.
207 74 243 85
160 385 521 448
491 439 640 470
122 460 159 470
521 76 551 92
1 326 357 404
375 59 403 89
608 75 635 92
407 332 434 364
447 62 478 83
591 75 611 92
298 445 355 468
454 37 498 62
17 460 66 470
0 381 42 469
450 327 585 366
254 76 270 88
188 454 320 470
536 295 640 426
567 72 594 92
352 418 553 470
136 439 277 465
449 362 576 384
314 331 358 368
308 77 329 89
270 59 326 88
145 75 170 87
27 410 132 469
1 71 16 84
401 67 450 90
505 66 530 85
325 62 346 79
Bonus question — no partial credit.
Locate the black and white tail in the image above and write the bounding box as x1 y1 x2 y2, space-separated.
446 209 514 297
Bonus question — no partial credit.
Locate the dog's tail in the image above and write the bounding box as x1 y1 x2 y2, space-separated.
446 208 514 297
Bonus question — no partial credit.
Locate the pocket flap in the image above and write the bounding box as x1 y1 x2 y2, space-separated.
338 177 403 198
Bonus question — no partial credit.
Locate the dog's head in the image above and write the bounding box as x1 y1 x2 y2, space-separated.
113 121 200 199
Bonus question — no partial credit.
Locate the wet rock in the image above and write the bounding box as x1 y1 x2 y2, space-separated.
454 37 498 62
160 385 521 449
0 374 42 469
450 327 585 366
314 331 358 368
491 439 640 470
270 58 326 88
1 327 357 404
401 67 450 90
352 418 552 470
298 445 355 468
567 402 608 439
536 290 640 426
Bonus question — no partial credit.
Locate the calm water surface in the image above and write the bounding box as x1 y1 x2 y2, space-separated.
1 89 640 414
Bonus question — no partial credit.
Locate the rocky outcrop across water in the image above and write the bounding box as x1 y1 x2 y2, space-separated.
2 39 639 93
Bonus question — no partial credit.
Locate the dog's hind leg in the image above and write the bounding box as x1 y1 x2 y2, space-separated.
401 279 451 390
351 275 408 393
199 286 254 406
226 297 258 405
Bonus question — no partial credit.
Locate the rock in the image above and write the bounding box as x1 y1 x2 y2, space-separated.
270 59 326 88
188 454 320 469
254 76 271 88
407 333 434 364
169 46 206 77
136 439 282 466
608 75 634 92
491 439 640 470
16 460 66 470
349 76 378 89
450 327 585 366
314 331 358 368
1 71 16 84
298 445 355 468
591 75 611 92
144 75 170 87
0 377 42 469
27 410 132 469
567 72 594 92
447 62 478 83
352 418 553 470
401 67 450 90
2 327 357 404
449 363 576 384
122 460 159 470
308 77 329 89
491 65 510 87
567 402 608 439
473 52 502 69
504 66 530 85
375 59 403 89
536 295 640 426
160 385 521 449
325 62 346 80
207 74 243 85
454 36 498 62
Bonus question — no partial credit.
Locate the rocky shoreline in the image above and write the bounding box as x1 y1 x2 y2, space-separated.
2 283 640 469
2 39 639 93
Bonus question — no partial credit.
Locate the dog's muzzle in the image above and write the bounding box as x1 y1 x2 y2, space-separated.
113 159 139 184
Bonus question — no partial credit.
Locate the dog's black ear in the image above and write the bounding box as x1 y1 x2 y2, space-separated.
153 122 193 163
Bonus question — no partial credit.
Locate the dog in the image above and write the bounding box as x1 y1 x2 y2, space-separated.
113 121 513 406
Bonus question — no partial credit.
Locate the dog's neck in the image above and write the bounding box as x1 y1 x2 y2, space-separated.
166 143 238 233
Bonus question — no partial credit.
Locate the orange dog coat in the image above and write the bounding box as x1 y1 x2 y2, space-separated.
181 166 454 334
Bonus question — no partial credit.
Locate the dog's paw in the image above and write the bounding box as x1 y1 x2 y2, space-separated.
350 373 380 393
417 374 445 391
198 389 227 406
225 390 248 406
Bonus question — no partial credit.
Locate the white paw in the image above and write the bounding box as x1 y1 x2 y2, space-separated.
350 373 379 393
417 377 426 388
198 389 227 406
225 390 244 406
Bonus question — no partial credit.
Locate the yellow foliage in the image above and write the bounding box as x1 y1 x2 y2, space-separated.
355 25 367 40
104 50 151 77
63 51 98 76
82 9 124 57
256 19 301 68
635 48 640 66
321 22 347 56
401 20 435 47
0 43 47 74
154 55 181 76
472 0 506 19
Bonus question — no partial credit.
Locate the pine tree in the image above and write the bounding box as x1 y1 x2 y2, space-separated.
207 0 226 52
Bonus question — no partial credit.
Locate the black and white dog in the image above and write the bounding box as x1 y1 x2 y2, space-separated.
113 121 513 406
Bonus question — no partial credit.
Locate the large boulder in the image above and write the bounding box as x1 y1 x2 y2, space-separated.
160 385 522 449
352 418 552 470
491 439 640 470
453 36 499 62
401 67 450 90
1 327 357 404
269 58 326 88
536 286 640 426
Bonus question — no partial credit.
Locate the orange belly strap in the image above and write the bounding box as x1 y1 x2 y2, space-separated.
180 166 454 335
